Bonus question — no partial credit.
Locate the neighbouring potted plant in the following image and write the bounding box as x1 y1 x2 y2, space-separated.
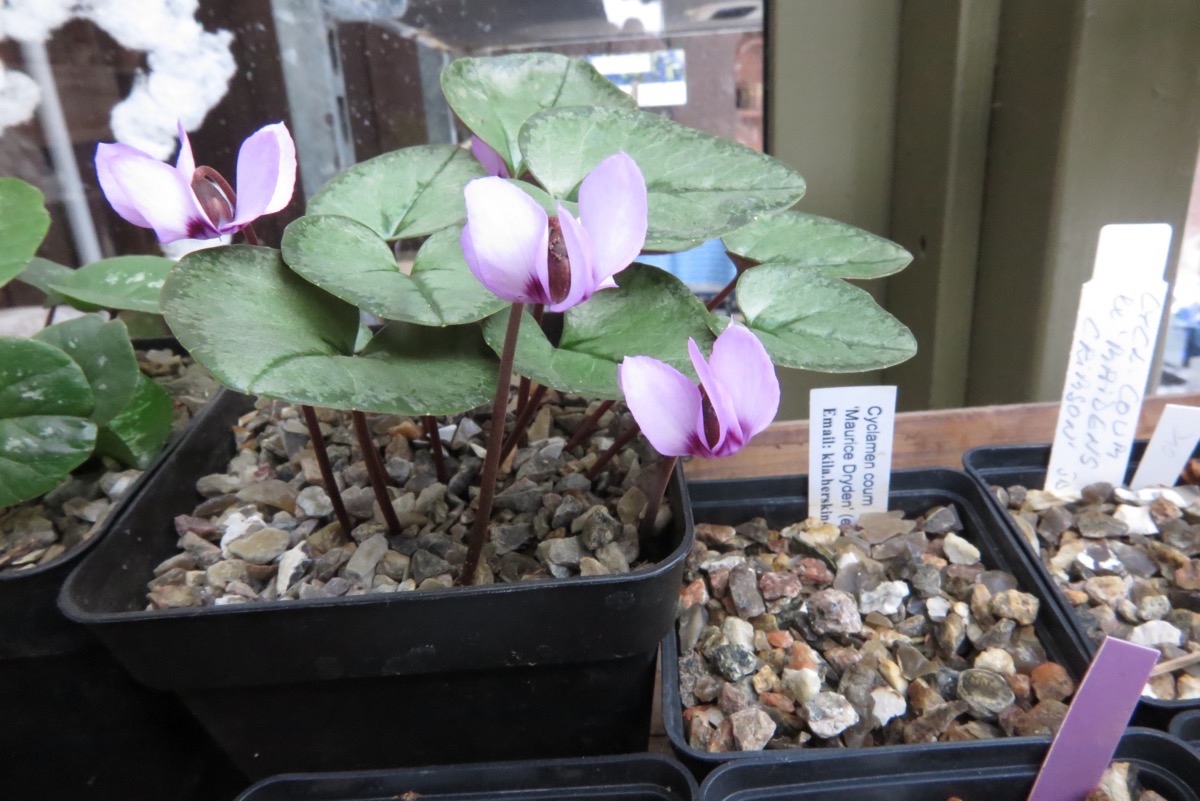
234 753 697 801
661 468 1095 778
0 180 234 799
59 52 915 780
698 728 1200 801
963 442 1200 729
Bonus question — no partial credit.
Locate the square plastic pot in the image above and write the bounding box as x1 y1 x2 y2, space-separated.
60 389 695 780
698 728 1199 801
663 468 1093 778
1168 710 1200 752
235 753 697 801
963 442 1200 728
0 338 241 800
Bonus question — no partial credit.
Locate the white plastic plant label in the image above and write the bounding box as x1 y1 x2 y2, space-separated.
1130 403 1200 489
809 386 897 524
1045 224 1172 493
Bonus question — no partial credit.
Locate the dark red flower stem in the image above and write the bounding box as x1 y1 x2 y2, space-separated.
422 415 448 484
351 410 403 536
301 405 353 534
499 383 547 465
514 304 543 420
585 421 641 481
461 302 524 586
242 226 260 246
706 253 756 311
564 399 616 452
639 456 678 540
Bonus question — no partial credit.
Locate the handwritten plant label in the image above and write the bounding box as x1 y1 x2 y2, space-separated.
1130 403 1200 489
809 386 896 524
1046 224 1172 493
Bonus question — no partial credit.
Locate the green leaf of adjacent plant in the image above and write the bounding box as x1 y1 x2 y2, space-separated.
35 315 140 426
722 211 913 279
726 264 917 372
519 107 806 251
50 255 173 314
440 52 636 176
281 215 506 326
482 263 715 399
0 178 51 288
119 311 171 339
162 245 361 393
307 145 485 241
162 246 497 415
0 337 96 506
94 373 174 469
252 322 499 417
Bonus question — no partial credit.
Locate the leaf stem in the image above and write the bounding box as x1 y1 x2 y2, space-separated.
639 455 678 541
461 302 523 586
422 415 448 485
564 399 615 452
585 420 641 481
499 383 547 465
351 410 403 536
301 404 354 535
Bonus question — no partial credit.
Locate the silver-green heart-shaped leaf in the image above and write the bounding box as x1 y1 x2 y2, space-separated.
162 245 360 392
726 263 917 372
35 315 139 426
50 255 173 314
0 337 96 506
307 145 485 241
482 263 715 399
16 258 87 309
94 373 174 469
162 246 496 415
251 321 498 417
441 53 636 176
520 107 806 251
722 211 913 279
281 215 506 326
0 178 51 288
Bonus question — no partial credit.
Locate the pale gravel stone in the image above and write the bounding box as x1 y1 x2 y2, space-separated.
1128 620 1183 648
942 532 981 565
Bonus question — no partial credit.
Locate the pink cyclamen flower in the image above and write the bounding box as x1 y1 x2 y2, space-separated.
619 323 780 459
470 135 510 178
460 151 647 313
95 121 296 244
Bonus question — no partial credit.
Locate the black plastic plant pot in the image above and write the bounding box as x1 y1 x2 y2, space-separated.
0 643 244 800
0 337 192 659
698 728 1199 801
663 469 1093 778
60 389 696 781
235 753 697 801
963 442 1200 728
1168 710 1200 752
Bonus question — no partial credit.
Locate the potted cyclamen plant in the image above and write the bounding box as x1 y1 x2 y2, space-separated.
60 52 914 780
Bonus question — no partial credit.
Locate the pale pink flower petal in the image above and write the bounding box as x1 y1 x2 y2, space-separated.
578 151 647 284
229 122 296 229
688 337 740 456
708 323 779 440
470 135 510 178
174 120 195 175
620 356 702 457
96 143 212 243
462 177 549 304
